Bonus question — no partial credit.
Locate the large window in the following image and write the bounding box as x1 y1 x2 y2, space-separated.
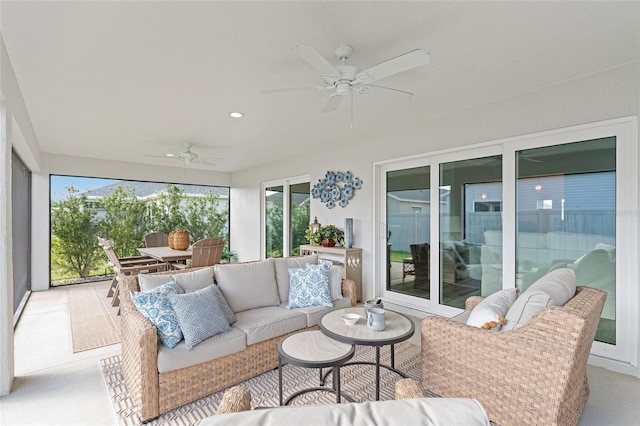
49 175 230 286
264 177 310 258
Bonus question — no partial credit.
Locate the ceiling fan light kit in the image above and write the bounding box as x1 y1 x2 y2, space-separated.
261 44 430 114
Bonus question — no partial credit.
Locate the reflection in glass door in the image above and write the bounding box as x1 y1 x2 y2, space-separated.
516 138 616 344
265 185 284 258
289 182 311 256
386 166 430 299
439 156 502 308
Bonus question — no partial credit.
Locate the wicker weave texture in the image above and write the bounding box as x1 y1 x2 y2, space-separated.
216 386 252 414
421 286 606 426
120 267 356 422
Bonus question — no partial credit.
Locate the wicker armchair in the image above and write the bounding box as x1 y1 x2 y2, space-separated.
420 286 606 426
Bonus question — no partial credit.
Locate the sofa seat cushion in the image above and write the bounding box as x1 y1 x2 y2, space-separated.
200 397 490 426
233 306 307 345
157 327 246 374
274 255 318 304
284 297 352 327
214 259 280 313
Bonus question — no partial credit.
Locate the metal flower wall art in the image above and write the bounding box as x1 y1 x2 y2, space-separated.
312 171 363 209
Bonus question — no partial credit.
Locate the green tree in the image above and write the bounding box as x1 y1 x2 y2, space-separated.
265 196 283 258
97 186 148 257
291 199 310 255
50 186 101 278
147 184 188 235
184 191 229 243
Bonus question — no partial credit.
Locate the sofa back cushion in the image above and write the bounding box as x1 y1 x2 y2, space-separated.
173 267 215 292
215 258 280 313
503 268 576 330
273 254 318 303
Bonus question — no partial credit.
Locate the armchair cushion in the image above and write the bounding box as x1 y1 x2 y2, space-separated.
503 268 576 330
130 281 184 348
168 285 231 350
466 288 517 330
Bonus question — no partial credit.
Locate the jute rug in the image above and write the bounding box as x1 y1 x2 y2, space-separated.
101 341 421 426
68 280 121 352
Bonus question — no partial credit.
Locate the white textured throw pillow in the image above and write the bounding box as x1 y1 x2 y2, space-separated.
466 288 518 330
317 260 344 300
502 268 576 331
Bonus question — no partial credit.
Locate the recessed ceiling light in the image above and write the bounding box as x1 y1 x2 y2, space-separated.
230 112 244 118
166 154 175 157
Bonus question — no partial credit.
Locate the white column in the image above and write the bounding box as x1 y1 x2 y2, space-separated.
0 100 15 395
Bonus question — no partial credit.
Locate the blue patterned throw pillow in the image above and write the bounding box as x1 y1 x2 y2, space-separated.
168 285 231 350
286 262 333 309
130 281 184 348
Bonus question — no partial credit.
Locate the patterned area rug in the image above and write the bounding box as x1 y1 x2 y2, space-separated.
68 280 121 352
100 341 421 425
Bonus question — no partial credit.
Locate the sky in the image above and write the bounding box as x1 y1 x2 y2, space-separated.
50 175 121 202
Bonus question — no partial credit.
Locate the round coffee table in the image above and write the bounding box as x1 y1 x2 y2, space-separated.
278 330 355 406
319 307 415 400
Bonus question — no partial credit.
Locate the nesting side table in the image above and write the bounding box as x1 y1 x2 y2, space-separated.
278 330 355 405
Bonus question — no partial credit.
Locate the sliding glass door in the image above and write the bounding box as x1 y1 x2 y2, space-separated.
375 118 636 369
386 166 430 300
515 138 616 344
439 155 502 308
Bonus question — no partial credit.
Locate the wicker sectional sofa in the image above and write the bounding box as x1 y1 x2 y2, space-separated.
120 254 357 422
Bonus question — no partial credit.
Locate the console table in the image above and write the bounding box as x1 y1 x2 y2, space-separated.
299 244 362 302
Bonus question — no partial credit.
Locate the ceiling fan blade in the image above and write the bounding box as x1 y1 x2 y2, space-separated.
358 85 414 101
357 49 430 82
260 85 331 94
291 45 339 75
321 94 344 113
145 154 182 160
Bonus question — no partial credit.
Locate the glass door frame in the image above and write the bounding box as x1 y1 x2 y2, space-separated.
502 117 637 368
374 116 637 373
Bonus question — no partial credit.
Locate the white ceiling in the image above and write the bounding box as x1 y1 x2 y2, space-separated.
1 1 639 173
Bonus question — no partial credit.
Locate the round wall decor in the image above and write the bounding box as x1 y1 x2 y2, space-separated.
312 171 362 209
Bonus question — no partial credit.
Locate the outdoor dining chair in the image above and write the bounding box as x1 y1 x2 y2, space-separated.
98 237 168 307
144 232 169 247
171 237 225 270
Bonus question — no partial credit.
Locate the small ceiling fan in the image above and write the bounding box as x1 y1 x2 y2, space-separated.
145 143 223 166
261 44 430 113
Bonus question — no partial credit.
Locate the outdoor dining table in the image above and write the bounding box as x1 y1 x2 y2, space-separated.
137 246 192 263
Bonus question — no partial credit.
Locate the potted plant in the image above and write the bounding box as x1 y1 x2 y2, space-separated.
320 225 345 247
220 246 238 263
304 226 323 246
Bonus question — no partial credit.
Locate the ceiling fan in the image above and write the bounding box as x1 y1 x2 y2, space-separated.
145 143 223 166
261 44 430 113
